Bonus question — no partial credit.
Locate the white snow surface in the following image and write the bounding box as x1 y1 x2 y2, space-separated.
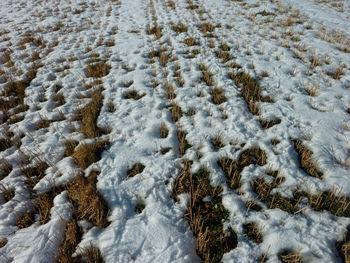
0 0 350 262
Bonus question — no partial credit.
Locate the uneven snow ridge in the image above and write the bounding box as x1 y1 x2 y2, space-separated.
0 0 350 262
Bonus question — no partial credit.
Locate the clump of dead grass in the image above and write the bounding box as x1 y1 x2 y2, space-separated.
22 162 49 188
212 133 225 150
64 140 78 157
184 37 197 46
211 87 226 104
160 122 169 138
218 147 267 189
171 102 182 122
86 61 111 78
177 130 191 156
124 89 145 100
229 70 273 115
171 22 188 33
134 196 145 214
68 171 109 228
56 219 82 263
147 23 162 39
292 139 323 179
278 249 302 263
0 160 12 180
198 22 214 33
165 82 176 100
200 63 214 86
126 163 145 178
243 222 262 243
0 185 14 202
258 118 281 129
336 226 350 263
75 88 105 138
173 161 237 262
72 140 109 169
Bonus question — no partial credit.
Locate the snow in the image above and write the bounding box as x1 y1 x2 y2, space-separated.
0 0 350 262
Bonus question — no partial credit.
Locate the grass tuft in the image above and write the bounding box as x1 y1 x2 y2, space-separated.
86 61 111 78
124 89 145 100
258 118 281 129
160 122 169 138
57 219 82 263
243 222 262 243
68 171 109 228
292 139 323 179
171 22 188 33
127 163 145 178
173 162 237 262
0 160 12 180
211 87 226 104
76 88 105 138
135 196 145 214
278 249 302 263
218 147 267 189
72 140 109 169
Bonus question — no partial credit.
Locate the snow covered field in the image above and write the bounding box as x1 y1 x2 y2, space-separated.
0 0 350 262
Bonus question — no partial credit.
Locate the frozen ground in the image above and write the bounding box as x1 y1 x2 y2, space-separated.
0 0 350 262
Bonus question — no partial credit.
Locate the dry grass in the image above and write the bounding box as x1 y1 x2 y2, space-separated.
160 122 169 138
64 140 78 157
198 22 214 33
54 93 65 107
305 83 319 96
218 147 267 189
72 140 109 169
0 160 12 180
16 209 36 229
336 226 350 263
159 52 170 67
56 219 82 263
76 88 105 138
165 82 176 100
327 65 345 79
22 162 49 188
0 239 7 248
173 162 237 262
278 250 302 263
107 100 116 113
0 138 12 152
126 163 145 178
305 188 350 217
171 22 188 33
243 222 262 243
184 37 197 46
200 64 214 86
135 196 145 213
68 171 109 228
212 133 225 150
0 185 14 202
124 89 145 100
229 70 273 115
292 139 323 179
36 192 54 224
216 49 234 63
171 102 182 122
75 243 104 263
211 87 226 104
86 61 111 78
147 23 162 39
258 118 281 129
177 130 191 156
252 176 298 213
36 118 52 130
167 1 175 9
